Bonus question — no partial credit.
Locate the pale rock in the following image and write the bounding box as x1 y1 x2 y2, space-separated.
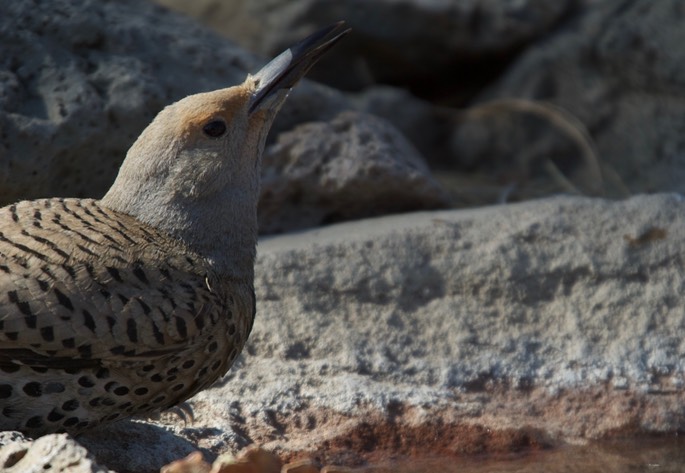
258 111 450 234
0 433 112 473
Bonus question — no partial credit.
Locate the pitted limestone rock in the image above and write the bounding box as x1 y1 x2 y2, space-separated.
0 433 112 473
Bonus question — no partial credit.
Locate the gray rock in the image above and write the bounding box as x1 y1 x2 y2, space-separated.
350 85 456 167
258 111 450 234
451 0 685 198
0 0 350 204
0 433 112 473
153 0 575 90
25 193 682 473
196 194 685 463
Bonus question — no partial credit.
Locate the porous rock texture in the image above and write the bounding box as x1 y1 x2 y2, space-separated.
451 0 685 198
4 194 683 472
259 111 450 234
0 432 111 473
153 0 575 90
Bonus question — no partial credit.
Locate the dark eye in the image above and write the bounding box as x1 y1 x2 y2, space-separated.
202 119 227 138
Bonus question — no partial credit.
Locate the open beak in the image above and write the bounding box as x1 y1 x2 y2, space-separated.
248 21 350 114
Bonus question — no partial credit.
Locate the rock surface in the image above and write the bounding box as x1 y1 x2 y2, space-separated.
451 0 685 198
4 194 682 472
259 111 449 234
153 0 575 91
0 432 111 473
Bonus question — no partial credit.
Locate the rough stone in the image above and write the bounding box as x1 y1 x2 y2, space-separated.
0 433 112 473
350 85 456 167
0 0 350 204
451 0 685 198
153 0 575 90
258 111 450 234
199 194 685 463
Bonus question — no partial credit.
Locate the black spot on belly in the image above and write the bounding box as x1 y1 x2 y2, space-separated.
23 382 42 397
47 409 65 422
182 360 195 370
62 399 79 411
172 383 185 392
0 385 12 399
134 387 148 396
113 386 129 396
78 376 95 388
25 416 44 429
63 417 79 427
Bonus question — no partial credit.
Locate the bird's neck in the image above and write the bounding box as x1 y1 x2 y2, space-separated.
101 182 258 281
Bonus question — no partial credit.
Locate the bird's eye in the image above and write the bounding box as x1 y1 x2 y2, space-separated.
202 119 227 138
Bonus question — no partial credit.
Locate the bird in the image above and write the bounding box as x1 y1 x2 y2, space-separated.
0 22 349 437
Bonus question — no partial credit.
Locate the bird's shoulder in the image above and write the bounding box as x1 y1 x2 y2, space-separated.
0 197 198 268
0 197 231 364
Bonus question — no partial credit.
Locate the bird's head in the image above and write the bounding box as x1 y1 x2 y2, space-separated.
101 22 348 273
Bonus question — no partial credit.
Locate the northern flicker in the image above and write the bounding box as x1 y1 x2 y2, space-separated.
0 22 349 436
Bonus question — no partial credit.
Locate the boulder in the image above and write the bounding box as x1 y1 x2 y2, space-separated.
259 111 450 234
0 432 111 473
